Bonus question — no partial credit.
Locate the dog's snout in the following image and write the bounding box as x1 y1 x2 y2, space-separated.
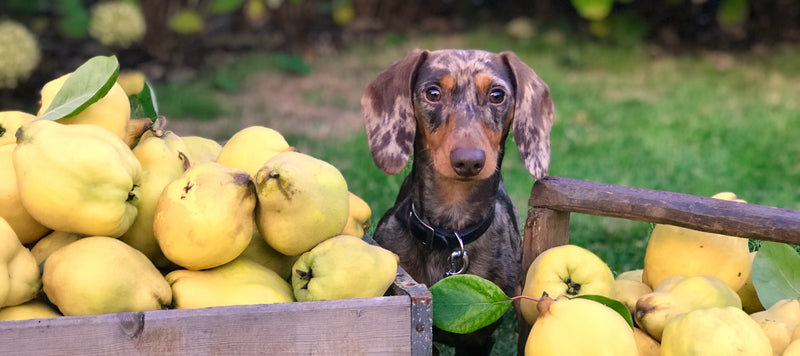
450 148 485 177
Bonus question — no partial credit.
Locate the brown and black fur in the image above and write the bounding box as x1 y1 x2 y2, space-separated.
361 49 553 355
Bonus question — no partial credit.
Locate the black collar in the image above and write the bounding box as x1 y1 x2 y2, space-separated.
395 199 495 250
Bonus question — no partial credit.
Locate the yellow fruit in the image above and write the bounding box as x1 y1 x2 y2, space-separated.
749 298 800 355
254 151 350 256
30 230 82 265
642 192 751 291
154 162 256 270
120 128 188 269
633 327 660 356
166 259 294 309
524 294 638 356
0 217 41 308
340 192 372 238
216 126 293 178
661 306 772 356
0 144 50 244
737 251 765 313
181 135 223 164
42 236 171 316
520 244 615 324
238 228 298 280
291 235 398 301
786 339 800 356
616 269 644 282
635 275 742 341
611 274 652 315
123 118 153 148
13 120 142 237
116 70 145 96
0 299 61 321
38 73 130 141
0 111 36 146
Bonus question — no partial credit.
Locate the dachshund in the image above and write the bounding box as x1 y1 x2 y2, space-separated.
361 49 553 355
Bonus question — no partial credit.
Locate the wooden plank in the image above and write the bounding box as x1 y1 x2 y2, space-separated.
0 297 412 356
529 176 800 245
391 266 433 356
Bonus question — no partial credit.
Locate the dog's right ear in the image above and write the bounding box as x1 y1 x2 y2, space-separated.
361 49 429 175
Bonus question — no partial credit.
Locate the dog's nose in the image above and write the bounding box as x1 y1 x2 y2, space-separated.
450 148 485 177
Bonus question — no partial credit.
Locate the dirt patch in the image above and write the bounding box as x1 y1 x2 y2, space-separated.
165 35 468 142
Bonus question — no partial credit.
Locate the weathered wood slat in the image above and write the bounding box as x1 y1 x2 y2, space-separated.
528 176 800 245
0 297 412 356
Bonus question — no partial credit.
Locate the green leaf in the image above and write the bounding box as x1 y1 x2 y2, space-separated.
571 0 614 21
718 0 749 25
169 10 205 34
753 241 800 309
429 274 511 334
129 80 159 121
573 294 634 328
210 0 245 14
269 53 313 75
39 55 120 122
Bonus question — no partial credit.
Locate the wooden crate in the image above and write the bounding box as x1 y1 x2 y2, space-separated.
0 242 433 355
515 176 800 354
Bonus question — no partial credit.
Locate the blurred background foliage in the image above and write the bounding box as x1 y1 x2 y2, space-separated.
2 0 800 110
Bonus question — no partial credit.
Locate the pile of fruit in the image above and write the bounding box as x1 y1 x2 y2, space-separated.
0 56 400 320
519 192 799 356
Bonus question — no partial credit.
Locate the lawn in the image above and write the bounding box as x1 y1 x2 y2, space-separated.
155 27 800 355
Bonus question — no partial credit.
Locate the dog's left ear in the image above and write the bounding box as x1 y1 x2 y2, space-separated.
501 51 554 179
361 49 429 175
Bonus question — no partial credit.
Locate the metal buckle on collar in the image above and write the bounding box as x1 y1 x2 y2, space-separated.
410 202 436 247
446 232 469 277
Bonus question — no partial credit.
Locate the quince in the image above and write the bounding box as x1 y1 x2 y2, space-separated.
749 298 800 355
38 73 130 141
0 299 61 321
121 128 188 269
0 144 50 244
340 192 372 238
14 120 142 237
612 269 652 316
525 293 638 356
0 111 36 146
30 231 82 265
42 236 171 316
661 306 772 356
166 259 294 309
292 235 398 301
520 244 615 324
0 216 41 308
254 151 349 256
154 162 256 270
238 228 298 280
642 192 751 291
635 274 741 341
216 126 293 178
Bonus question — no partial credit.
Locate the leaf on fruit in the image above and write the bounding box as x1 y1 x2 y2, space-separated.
39 55 120 122
752 241 800 309
429 274 511 334
573 294 634 328
129 80 159 121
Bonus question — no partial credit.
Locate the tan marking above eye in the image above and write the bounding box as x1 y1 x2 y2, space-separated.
476 75 493 94
440 75 456 92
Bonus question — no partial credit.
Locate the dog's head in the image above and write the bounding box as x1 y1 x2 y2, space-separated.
361 49 553 180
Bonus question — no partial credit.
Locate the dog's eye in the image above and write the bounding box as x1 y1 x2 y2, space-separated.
425 87 441 102
489 89 505 104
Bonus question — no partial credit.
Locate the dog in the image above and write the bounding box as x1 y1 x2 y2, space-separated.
361 49 554 354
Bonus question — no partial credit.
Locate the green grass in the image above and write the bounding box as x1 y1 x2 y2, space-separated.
155 28 800 355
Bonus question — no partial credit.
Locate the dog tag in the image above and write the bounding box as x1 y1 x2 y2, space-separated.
446 250 469 276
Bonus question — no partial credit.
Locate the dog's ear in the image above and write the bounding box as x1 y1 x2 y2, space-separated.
501 51 554 179
361 49 429 175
